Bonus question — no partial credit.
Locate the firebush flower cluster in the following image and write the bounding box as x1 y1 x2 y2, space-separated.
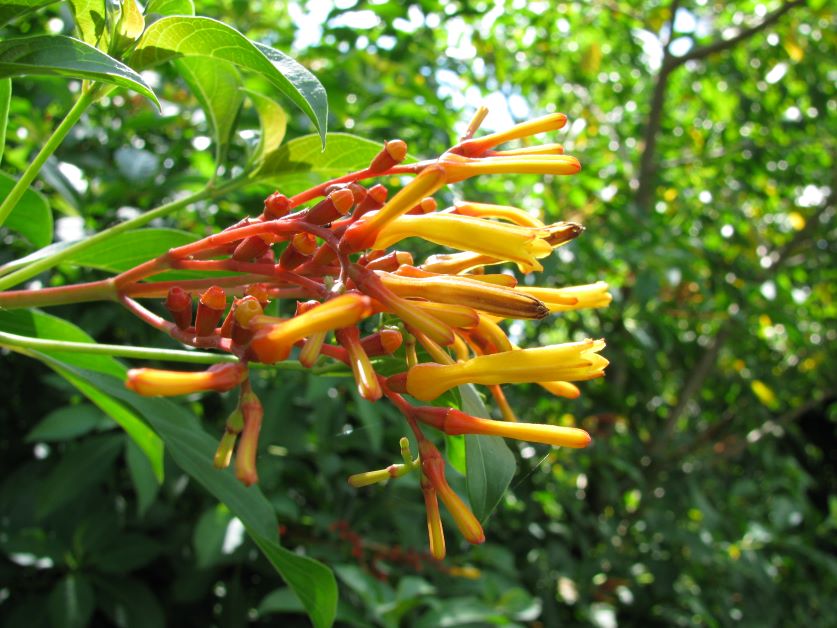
117 109 611 558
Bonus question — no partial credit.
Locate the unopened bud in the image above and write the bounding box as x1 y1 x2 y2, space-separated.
165 287 192 330
369 139 408 173
263 192 290 219
195 286 227 336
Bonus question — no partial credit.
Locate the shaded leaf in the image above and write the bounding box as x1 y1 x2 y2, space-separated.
0 76 9 165
193 503 234 568
0 35 158 106
0 170 53 248
125 438 161 516
129 16 325 143
67 0 107 46
48 574 95 628
25 403 110 442
94 575 165 628
244 88 287 167
0 1 60 28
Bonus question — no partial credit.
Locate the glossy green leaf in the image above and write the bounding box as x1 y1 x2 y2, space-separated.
67 0 106 46
62 227 198 272
129 16 326 143
255 132 382 195
461 384 516 522
0 77 9 165
48 574 95 628
258 587 305 615
244 88 287 167
175 56 243 170
0 170 53 248
0 35 159 106
25 403 110 442
143 0 194 17
37 433 123 518
0 1 59 28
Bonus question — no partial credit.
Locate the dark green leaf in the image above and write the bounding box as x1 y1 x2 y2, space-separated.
461 384 516 522
0 76 9 165
38 434 123 519
0 170 53 248
0 1 59 28
89 533 161 573
257 587 305 616
0 35 159 106
125 437 161 516
48 574 95 628
193 503 234 568
94 575 165 628
129 17 325 143
255 132 382 195
25 403 110 442
175 56 243 170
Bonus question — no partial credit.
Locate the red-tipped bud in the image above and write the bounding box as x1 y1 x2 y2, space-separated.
279 233 317 269
165 287 192 330
360 329 403 356
233 235 271 261
126 362 247 397
245 283 271 306
408 197 437 215
263 192 291 219
232 296 263 346
369 139 408 173
195 286 227 336
354 184 389 219
305 188 355 225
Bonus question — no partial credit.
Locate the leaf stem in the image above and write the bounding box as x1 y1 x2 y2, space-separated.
0 87 98 229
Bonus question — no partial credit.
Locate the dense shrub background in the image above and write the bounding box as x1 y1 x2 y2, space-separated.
1 1 834 626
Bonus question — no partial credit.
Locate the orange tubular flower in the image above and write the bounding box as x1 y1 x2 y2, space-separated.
420 441 484 545
456 112 568 157
126 362 248 397
371 213 553 272
336 326 382 401
413 406 591 448
248 293 374 364
406 339 608 401
421 474 446 560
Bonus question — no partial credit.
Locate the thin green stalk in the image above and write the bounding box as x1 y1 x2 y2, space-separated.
0 174 248 291
0 87 98 228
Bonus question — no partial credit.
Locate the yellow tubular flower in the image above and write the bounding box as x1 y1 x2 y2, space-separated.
420 251 502 274
336 327 382 401
486 142 565 156
452 201 545 227
421 475 446 560
439 152 581 183
377 271 549 320
519 281 612 313
342 165 447 251
248 294 373 364
539 381 582 399
372 213 552 272
456 112 568 157
126 363 247 397
407 299 480 329
406 339 608 401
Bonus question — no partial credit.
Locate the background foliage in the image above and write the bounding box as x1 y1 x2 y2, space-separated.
1 1 834 626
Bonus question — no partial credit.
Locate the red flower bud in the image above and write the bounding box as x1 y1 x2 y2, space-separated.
165 287 192 329
195 286 227 336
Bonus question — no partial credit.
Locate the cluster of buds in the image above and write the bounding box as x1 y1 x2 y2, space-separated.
121 108 611 558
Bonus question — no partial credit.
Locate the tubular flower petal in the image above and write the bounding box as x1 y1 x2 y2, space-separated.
421 474 446 560
456 112 568 157
336 326 382 401
406 339 608 401
539 380 582 399
377 271 549 320
420 250 502 274
414 407 591 448
439 152 581 183
126 362 247 397
519 281 612 313
407 300 480 329
420 441 485 544
248 294 373 363
372 213 552 272
342 165 447 251
234 388 263 487
485 142 565 156
452 201 545 227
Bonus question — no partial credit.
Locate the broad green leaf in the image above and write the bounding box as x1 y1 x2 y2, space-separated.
0 35 159 107
244 88 287 167
62 227 198 272
93 575 165 628
461 384 516 522
258 588 305 615
144 0 194 17
67 0 107 46
0 1 59 28
129 17 325 143
125 437 161 516
88 533 161 573
255 133 383 195
193 503 234 568
52 364 337 628
0 77 9 165
37 433 123 518
25 403 110 442
0 170 53 248
48 574 95 628
175 56 243 170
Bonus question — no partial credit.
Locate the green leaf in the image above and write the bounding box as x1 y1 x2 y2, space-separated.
175 57 243 170
48 574 95 628
25 403 110 442
244 88 287 168
89 533 161 573
193 503 234 568
0 77 9 165
125 437 161 516
67 0 107 46
62 227 198 272
0 1 60 28
0 170 53 248
37 433 123 518
129 17 325 143
255 133 383 195
258 588 305 616
94 576 165 628
461 384 516 522
143 0 194 17
0 35 159 107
